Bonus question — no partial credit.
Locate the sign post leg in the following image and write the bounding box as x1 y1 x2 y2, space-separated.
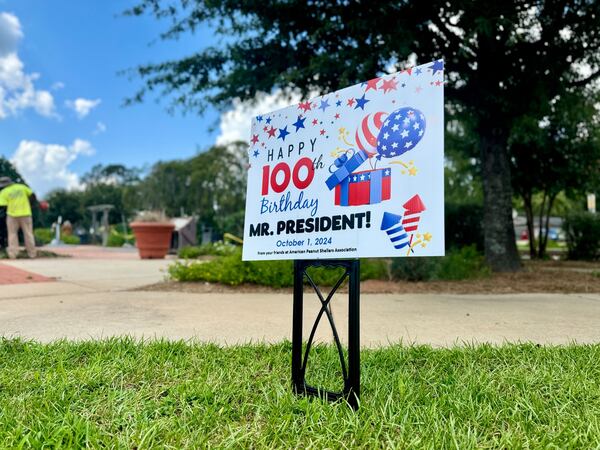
291 259 360 409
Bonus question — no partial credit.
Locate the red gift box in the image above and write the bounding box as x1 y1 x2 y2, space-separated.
334 168 391 206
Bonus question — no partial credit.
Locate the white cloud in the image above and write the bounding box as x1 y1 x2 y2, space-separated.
10 138 95 196
65 97 101 119
0 12 57 119
93 121 107 135
0 12 22 56
51 81 65 91
216 90 307 145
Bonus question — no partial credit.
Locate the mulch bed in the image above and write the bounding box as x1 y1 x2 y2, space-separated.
137 260 600 295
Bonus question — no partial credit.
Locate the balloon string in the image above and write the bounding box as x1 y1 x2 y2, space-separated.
340 134 354 148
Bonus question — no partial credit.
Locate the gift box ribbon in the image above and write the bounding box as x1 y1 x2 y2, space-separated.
326 149 369 190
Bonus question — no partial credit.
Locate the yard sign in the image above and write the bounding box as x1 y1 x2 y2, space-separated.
243 60 445 261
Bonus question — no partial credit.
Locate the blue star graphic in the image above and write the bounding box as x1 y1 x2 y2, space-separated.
265 117 272 124
278 126 290 141
336 100 342 107
256 115 263 122
415 68 422 75
292 116 306 132
354 94 369 110
319 98 330 112
429 59 444 75
253 150 260 158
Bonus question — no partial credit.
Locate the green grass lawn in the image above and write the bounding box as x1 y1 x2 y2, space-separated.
1 339 600 448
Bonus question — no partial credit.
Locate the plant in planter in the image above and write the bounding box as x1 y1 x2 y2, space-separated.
130 211 174 259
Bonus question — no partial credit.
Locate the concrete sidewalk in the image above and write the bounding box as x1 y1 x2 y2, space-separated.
0 257 171 294
1 257 600 346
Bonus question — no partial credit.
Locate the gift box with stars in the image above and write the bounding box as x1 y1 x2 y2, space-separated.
334 168 391 206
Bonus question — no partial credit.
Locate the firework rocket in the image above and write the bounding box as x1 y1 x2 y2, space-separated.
402 195 426 233
380 212 410 250
402 194 426 254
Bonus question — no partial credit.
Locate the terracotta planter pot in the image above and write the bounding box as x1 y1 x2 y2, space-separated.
130 222 175 259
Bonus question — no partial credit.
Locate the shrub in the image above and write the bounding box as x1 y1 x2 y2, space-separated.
563 212 600 260
62 234 80 245
107 227 133 247
34 228 79 245
107 233 126 247
359 259 389 281
390 256 441 282
391 245 490 281
445 202 484 251
248 259 294 287
178 241 240 258
169 250 389 287
178 246 203 259
34 228 53 245
436 245 490 280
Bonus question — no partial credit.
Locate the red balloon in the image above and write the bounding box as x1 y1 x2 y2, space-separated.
39 201 49 211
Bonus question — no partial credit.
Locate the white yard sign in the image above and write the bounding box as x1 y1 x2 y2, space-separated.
243 60 445 261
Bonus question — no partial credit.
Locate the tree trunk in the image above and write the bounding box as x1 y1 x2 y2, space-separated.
522 193 537 259
538 192 557 259
537 192 547 257
479 126 521 272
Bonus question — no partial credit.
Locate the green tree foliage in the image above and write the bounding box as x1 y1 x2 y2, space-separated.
0 157 25 184
44 190 85 226
45 163 141 228
137 142 247 236
81 164 140 187
126 0 600 271
510 89 600 258
445 114 482 205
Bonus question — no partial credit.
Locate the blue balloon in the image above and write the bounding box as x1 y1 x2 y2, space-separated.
376 107 426 159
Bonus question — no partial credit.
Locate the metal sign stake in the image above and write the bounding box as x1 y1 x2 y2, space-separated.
292 259 360 409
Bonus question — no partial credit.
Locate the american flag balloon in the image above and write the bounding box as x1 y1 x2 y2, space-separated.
376 107 426 159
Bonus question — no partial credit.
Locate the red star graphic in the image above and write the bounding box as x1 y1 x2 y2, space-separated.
403 67 413 75
298 101 312 113
250 134 259 145
435 80 443 86
312 119 318 125
382 78 398 93
266 126 277 138
365 77 381 92
346 98 355 107
334 113 340 119
263 126 268 132
320 129 326 135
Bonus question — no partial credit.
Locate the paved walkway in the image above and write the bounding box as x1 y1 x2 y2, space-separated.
0 262 54 285
1 249 599 346
41 244 147 260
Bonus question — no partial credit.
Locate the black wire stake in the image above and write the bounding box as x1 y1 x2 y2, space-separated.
292 259 360 410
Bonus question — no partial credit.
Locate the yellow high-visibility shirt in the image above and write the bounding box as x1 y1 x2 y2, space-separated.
0 183 33 217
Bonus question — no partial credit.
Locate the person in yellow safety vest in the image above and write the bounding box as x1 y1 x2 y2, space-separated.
0 177 37 259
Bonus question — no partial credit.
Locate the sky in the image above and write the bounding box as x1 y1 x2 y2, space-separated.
0 1 286 196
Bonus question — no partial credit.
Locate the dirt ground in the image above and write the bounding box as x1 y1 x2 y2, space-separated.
138 260 600 295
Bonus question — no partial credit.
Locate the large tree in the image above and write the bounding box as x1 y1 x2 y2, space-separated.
126 0 600 270
0 157 25 184
510 88 600 258
137 142 247 236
